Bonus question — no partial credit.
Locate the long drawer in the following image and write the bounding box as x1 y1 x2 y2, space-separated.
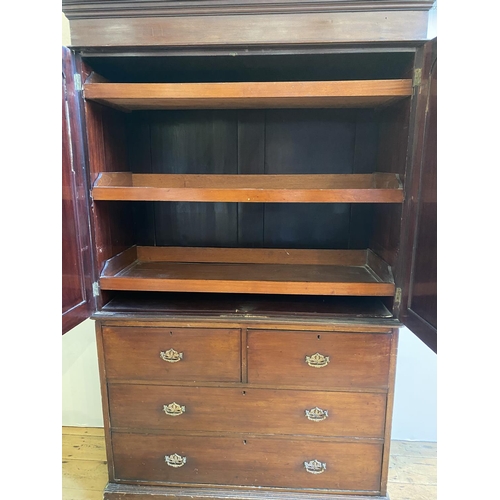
247 330 392 389
108 385 387 438
102 326 241 382
112 432 383 492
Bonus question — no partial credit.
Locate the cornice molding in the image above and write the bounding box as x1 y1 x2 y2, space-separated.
62 0 435 20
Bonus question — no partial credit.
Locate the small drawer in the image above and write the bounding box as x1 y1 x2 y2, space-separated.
247 330 392 389
102 326 241 382
112 432 383 492
108 385 387 438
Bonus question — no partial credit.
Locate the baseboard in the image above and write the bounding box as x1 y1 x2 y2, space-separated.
104 483 389 500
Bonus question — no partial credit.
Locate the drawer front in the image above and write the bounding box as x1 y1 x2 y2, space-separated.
247 330 392 389
102 327 241 382
108 385 387 438
112 433 383 492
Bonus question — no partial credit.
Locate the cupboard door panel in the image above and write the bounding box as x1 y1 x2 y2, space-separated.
399 38 437 352
62 47 94 334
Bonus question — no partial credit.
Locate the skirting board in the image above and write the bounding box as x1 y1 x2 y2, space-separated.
104 483 389 500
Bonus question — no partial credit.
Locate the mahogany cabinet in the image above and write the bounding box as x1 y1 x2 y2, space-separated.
62 1 437 498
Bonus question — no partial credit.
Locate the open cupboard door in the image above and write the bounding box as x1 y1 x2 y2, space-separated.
398 38 437 352
62 47 95 334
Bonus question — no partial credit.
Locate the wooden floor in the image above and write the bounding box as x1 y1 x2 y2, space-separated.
62 427 436 500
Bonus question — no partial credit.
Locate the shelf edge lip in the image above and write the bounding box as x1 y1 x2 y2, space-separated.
99 277 396 296
92 188 404 203
92 173 404 203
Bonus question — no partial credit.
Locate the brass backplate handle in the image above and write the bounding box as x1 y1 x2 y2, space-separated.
305 407 329 422
305 352 330 368
163 402 186 416
160 348 183 363
165 453 187 468
304 459 327 474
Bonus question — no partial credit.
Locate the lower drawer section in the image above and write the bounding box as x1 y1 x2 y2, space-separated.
108 385 387 438
112 433 383 492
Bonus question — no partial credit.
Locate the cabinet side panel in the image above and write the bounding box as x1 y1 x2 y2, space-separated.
371 100 411 268
380 329 399 495
95 321 115 481
84 101 136 276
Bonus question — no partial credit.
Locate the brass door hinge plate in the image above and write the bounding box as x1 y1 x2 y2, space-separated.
74 73 82 91
394 287 402 308
413 68 422 87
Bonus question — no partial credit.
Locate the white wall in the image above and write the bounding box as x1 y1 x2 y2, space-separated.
62 320 103 427
391 327 437 441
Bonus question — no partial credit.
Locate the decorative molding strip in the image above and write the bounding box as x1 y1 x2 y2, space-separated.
62 0 435 20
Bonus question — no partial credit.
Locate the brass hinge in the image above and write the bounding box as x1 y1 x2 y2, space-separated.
413 68 422 88
394 287 402 308
74 73 82 92
92 282 100 297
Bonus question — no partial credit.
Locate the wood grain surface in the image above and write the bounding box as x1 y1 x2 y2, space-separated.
107 385 387 438
111 432 383 491
99 247 395 296
247 330 392 389
92 173 403 203
102 326 241 382
85 80 412 110
69 11 429 47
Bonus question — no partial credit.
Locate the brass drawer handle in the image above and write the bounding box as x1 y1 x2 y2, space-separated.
304 459 327 474
163 402 186 416
305 407 329 422
305 352 330 368
160 348 183 363
165 453 187 468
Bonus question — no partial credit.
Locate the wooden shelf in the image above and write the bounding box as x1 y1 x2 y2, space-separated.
84 80 413 110
92 173 403 203
99 246 395 296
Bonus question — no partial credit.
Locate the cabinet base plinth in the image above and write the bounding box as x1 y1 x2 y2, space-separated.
103 483 389 500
